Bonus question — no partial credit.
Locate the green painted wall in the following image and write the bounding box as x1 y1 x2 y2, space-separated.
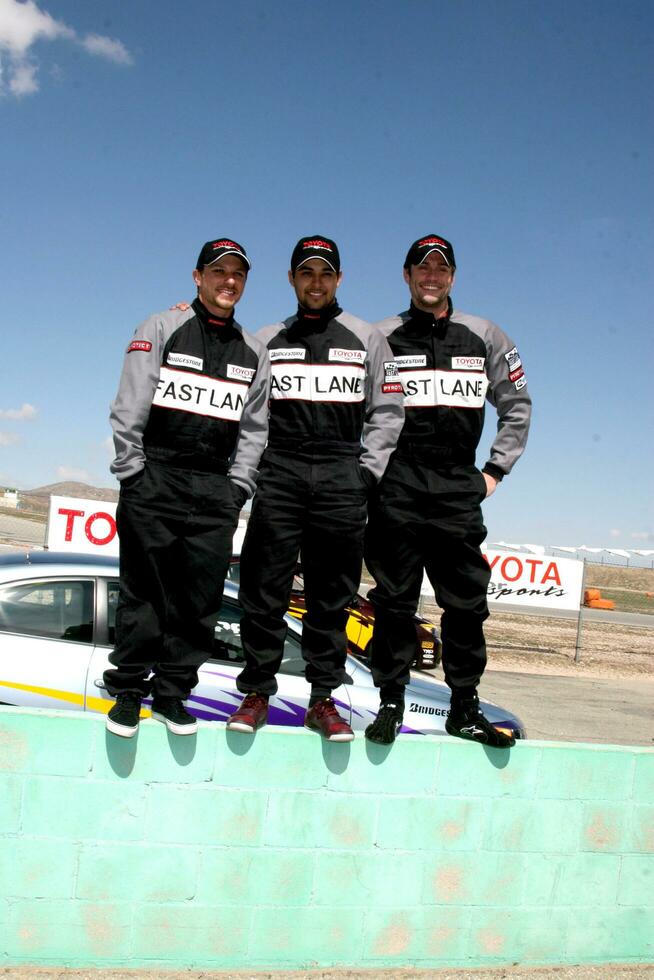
0 708 652 970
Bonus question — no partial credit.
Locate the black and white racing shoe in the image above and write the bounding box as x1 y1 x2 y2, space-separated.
365 702 405 745
446 694 515 748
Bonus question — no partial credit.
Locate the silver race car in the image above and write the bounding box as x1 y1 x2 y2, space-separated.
0 552 525 739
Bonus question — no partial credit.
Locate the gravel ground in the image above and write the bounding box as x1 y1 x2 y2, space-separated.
2 964 653 978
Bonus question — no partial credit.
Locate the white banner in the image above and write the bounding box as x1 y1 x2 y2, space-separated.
46 495 248 560
46 495 119 556
421 548 584 612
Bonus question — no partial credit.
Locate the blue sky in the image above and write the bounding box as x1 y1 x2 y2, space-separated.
1 0 652 550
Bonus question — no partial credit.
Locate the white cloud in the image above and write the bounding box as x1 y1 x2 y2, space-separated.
0 402 37 420
0 0 132 97
103 435 114 457
609 528 621 538
81 33 131 65
630 531 653 542
8 58 37 94
56 465 90 482
0 432 19 446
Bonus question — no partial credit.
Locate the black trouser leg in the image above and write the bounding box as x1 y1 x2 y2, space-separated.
237 454 307 697
237 452 367 698
365 457 490 699
365 490 424 700
104 463 238 700
301 456 367 698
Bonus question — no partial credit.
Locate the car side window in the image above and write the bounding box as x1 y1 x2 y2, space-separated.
209 597 304 677
0 580 94 643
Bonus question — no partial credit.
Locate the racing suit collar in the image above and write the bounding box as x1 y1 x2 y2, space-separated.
294 300 343 326
407 298 452 334
191 297 236 329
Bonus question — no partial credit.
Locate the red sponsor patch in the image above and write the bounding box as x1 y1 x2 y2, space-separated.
127 340 152 353
509 367 524 382
418 236 447 248
382 382 404 393
303 239 333 251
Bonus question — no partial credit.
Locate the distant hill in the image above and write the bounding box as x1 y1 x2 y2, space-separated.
18 482 119 516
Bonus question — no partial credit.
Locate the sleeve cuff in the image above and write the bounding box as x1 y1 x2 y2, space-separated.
482 464 505 482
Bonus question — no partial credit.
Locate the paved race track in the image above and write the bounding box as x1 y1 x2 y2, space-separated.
481 669 653 746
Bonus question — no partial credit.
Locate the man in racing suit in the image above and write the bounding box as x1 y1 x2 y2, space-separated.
364 234 532 747
104 238 270 738
227 236 405 741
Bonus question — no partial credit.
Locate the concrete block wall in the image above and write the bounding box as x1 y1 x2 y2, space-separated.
0 707 652 971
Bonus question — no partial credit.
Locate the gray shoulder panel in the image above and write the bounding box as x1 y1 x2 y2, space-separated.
255 322 287 346
109 307 195 482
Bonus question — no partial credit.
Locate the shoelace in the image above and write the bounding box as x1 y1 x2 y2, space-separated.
312 699 338 717
243 694 268 710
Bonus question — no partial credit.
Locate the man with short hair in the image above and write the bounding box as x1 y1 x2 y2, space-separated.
227 235 404 741
104 238 270 738
364 234 532 747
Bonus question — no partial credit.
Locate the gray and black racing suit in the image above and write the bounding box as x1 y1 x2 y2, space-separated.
237 302 405 698
365 300 532 701
104 298 270 700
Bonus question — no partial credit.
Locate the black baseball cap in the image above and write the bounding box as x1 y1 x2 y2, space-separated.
196 238 251 271
404 234 456 270
290 235 340 274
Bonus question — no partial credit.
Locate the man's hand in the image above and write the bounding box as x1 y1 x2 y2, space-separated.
483 473 498 498
169 302 191 311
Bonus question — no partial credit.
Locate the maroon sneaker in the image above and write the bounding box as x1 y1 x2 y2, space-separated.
226 693 269 733
304 698 354 742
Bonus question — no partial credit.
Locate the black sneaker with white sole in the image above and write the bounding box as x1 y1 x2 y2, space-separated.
365 702 404 744
445 694 515 748
106 693 142 738
151 697 198 735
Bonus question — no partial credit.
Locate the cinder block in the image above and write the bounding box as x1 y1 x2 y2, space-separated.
0 839 76 899
468 907 571 963
628 804 654 852
580 802 630 852
421 852 526 907
76 842 197 902
0 710 93 776
362 906 471 962
485 798 581 852
264 791 377 849
145 785 266 845
564 907 654 960
0 774 22 833
249 906 363 964
131 905 251 963
633 752 654 803
617 853 654 906
216 727 327 791
21 776 147 841
537 745 635 800
437 740 539 798
325 737 439 795
195 847 314 906
521 854 569 906
91 718 218 783
555 853 621 906
312 851 423 907
376 796 486 851
5 899 131 961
